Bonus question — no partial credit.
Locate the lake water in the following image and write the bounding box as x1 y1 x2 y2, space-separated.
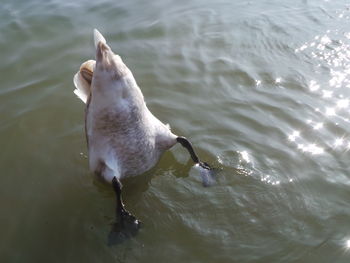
1 0 350 262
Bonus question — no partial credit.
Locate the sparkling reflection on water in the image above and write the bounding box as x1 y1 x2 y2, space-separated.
290 20 350 158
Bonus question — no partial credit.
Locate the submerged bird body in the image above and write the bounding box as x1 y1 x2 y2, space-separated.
74 30 177 182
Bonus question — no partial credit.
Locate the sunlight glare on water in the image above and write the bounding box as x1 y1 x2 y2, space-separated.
346 239 350 249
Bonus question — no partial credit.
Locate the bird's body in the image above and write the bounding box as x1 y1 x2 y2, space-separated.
74 30 177 182
73 30 211 237
87 98 176 182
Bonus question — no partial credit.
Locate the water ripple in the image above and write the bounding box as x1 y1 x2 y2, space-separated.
1 0 350 262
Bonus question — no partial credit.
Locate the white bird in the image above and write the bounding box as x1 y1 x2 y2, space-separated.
73 29 211 231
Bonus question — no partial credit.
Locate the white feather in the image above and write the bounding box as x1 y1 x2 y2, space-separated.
73 60 95 104
73 72 89 103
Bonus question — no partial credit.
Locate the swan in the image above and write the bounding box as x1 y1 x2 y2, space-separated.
73 29 211 231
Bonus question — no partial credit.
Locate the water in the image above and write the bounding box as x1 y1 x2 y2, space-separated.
1 0 350 262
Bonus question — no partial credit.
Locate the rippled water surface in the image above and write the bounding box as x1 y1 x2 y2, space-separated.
1 0 350 262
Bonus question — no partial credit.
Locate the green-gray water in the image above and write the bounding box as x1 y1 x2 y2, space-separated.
1 0 350 262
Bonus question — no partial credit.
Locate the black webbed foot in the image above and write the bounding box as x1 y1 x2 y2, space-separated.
119 209 141 229
108 211 141 246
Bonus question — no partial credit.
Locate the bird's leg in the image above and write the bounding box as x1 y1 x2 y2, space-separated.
176 136 211 170
108 177 141 245
112 177 140 227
